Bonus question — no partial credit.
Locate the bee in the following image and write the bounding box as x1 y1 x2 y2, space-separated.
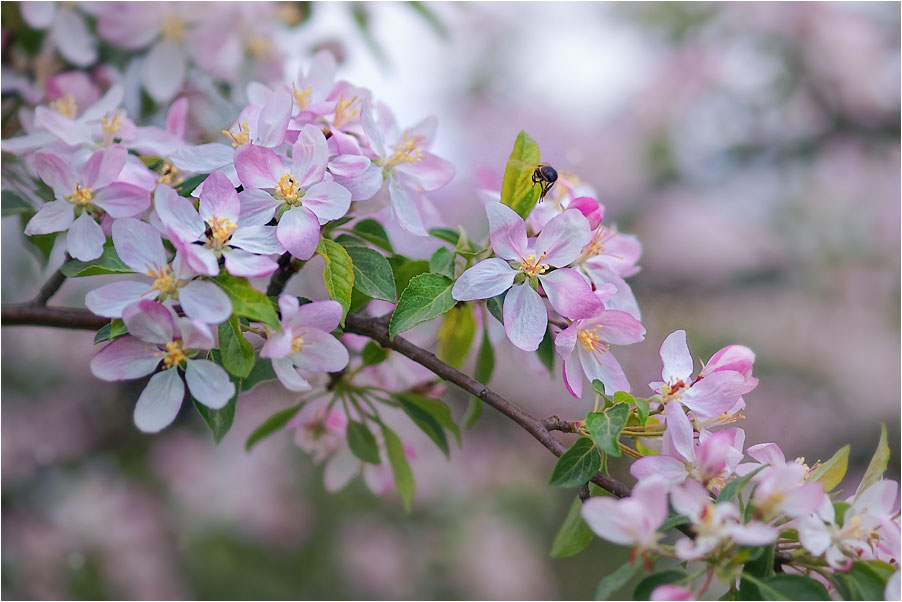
532 163 558 202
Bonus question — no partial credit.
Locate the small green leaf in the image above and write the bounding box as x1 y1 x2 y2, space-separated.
550 437 601 488
241 358 277 391
856 423 889 499
347 420 380 464
61 243 132 277
345 245 396 302
94 319 128 344
634 570 688 601
351 218 393 252
634 398 650 425
658 512 690 533
595 562 644 601
218 315 255 378
437 304 477 369
382 423 414 512
25 230 59 266
317 238 354 323
486 293 504 323
397 393 460 452
585 403 629 458
361 341 388 366
176 173 207 196
245 402 304 450
536 326 555 374
550 496 594 558
388 258 430 295
807 444 849 493
212 273 280 329
429 246 455 277
428 227 459 245
832 561 890 601
463 397 483 430
741 574 829 601
194 389 238 444
475 327 495 384
389 273 456 339
500 130 542 219
718 465 767 503
834 501 851 527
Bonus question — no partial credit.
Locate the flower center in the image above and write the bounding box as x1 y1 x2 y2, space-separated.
159 340 187 369
517 253 548 278
100 110 124 143
222 121 250 147
332 94 360 129
385 132 425 168
245 36 273 58
50 94 77 119
65 184 94 206
292 84 312 111
207 216 237 250
275 173 301 204
161 13 184 41
661 380 688 401
291 335 305 354
157 163 183 186
578 326 610 355
147 265 179 297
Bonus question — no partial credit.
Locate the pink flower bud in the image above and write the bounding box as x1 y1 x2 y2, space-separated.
568 196 604 229
700 345 758 394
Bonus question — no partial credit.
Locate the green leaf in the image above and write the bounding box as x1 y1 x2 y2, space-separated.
634 570 687 600
60 243 132 277
397 393 460 454
634 398 650 425
550 437 601 488
536 326 555 374
832 561 890 601
333 233 367 247
388 273 456 339
218 315 255 378
212 273 280 329
346 420 380 464
718 465 767 503
93 319 128 344
1 190 34 216
807 444 849 493
317 238 354 323
463 397 483 430
500 130 542 219
475 327 495 384
245 402 304 450
743 544 776 579
658 512 690 532
585 403 629 458
351 218 394 252
741 574 829 601
833 501 851 527
429 246 455 277
25 230 59 266
595 562 644 601
428 227 459 245
382 423 414 512
241 358 277 391
437 304 477 369
194 391 237 444
550 496 594 558
175 173 207 196
486 293 504 323
856 423 889 499
388 258 429 295
345 245 396 302
613 391 635 405
361 341 388 366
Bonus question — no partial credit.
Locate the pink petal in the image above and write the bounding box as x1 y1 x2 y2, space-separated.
632 455 689 488
178 280 232 325
554 322 579 360
185 359 235 409
334 162 383 202
581 497 636 546
67 212 106 261
540 268 604 320
112 217 167 273
32 151 77 198
23 200 74 235
291 124 328 187
660 330 694 383
85 280 153 318
562 355 583 398
199 171 240 223
301 181 351 223
277 206 320 260
234 144 283 190
261 330 293 360
50 8 98 66
153 184 205 242
292 329 350 373
388 178 427 236
20 2 56 28
175 240 220 276
80 145 127 189
292 300 343 333
272 356 312 392
486 202 527 261
650 585 695 601
178 318 215 350
329 154 369 179
166 97 188 138
598 309 647 344
134 369 185 433
746 442 786 467
681 371 745 419
451 258 516 301
577 344 630 395
237 188 280 226
502 282 547 352
229 225 283 254
534 209 592 266
223 248 279 277
34 106 91 146
569 197 604 229
92 182 150 218
122 300 174 344
662 404 696 463
90 335 161 381
729 522 778 546
142 39 185 103
394 152 455 192
171 143 234 172
254 87 292 148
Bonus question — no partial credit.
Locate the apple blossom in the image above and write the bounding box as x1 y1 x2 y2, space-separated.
581 479 668 552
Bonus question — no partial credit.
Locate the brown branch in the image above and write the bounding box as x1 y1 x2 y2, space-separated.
1 304 106 330
33 268 67 305
266 252 301 297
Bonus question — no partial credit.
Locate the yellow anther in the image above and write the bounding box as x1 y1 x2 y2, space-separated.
291 335 305 354
275 173 301 204
64 184 94 206
385 132 425 168
517 252 549 278
156 163 183 186
50 94 77 119
101 110 124 138
208 216 237 250
147 265 178 297
578 326 610 356
332 94 360 129
291 84 312 111
160 340 187 369
222 121 250 147
161 13 184 41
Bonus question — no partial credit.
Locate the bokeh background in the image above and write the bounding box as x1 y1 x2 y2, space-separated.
2 2 900 599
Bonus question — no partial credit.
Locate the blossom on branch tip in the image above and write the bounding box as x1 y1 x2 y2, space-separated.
581 479 668 551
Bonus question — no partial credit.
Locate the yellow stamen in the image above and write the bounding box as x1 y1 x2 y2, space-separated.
50 94 77 119
207 216 237 250
100 110 124 143
156 163 183 186
517 252 549 278
332 94 360 129
274 173 301 204
246 36 273 59
291 335 305 354
161 14 184 41
291 84 313 111
64 184 94 206
160 340 187 369
222 121 250 147
385 132 425 168
147 265 179 297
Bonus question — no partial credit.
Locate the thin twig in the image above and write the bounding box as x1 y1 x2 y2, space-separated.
1 304 106 330
33 269 67 305
265 252 301 297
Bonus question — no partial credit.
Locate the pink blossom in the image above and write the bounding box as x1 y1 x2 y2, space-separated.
20 2 98 67
287 397 348 463
23 145 150 260
750 461 826 519
650 585 695 601
288 50 339 122
154 174 282 277
452 203 605 351
260 295 350 392
324 438 413 497
581 479 668 551
85 217 232 324
90 300 235 432
699 344 759 394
